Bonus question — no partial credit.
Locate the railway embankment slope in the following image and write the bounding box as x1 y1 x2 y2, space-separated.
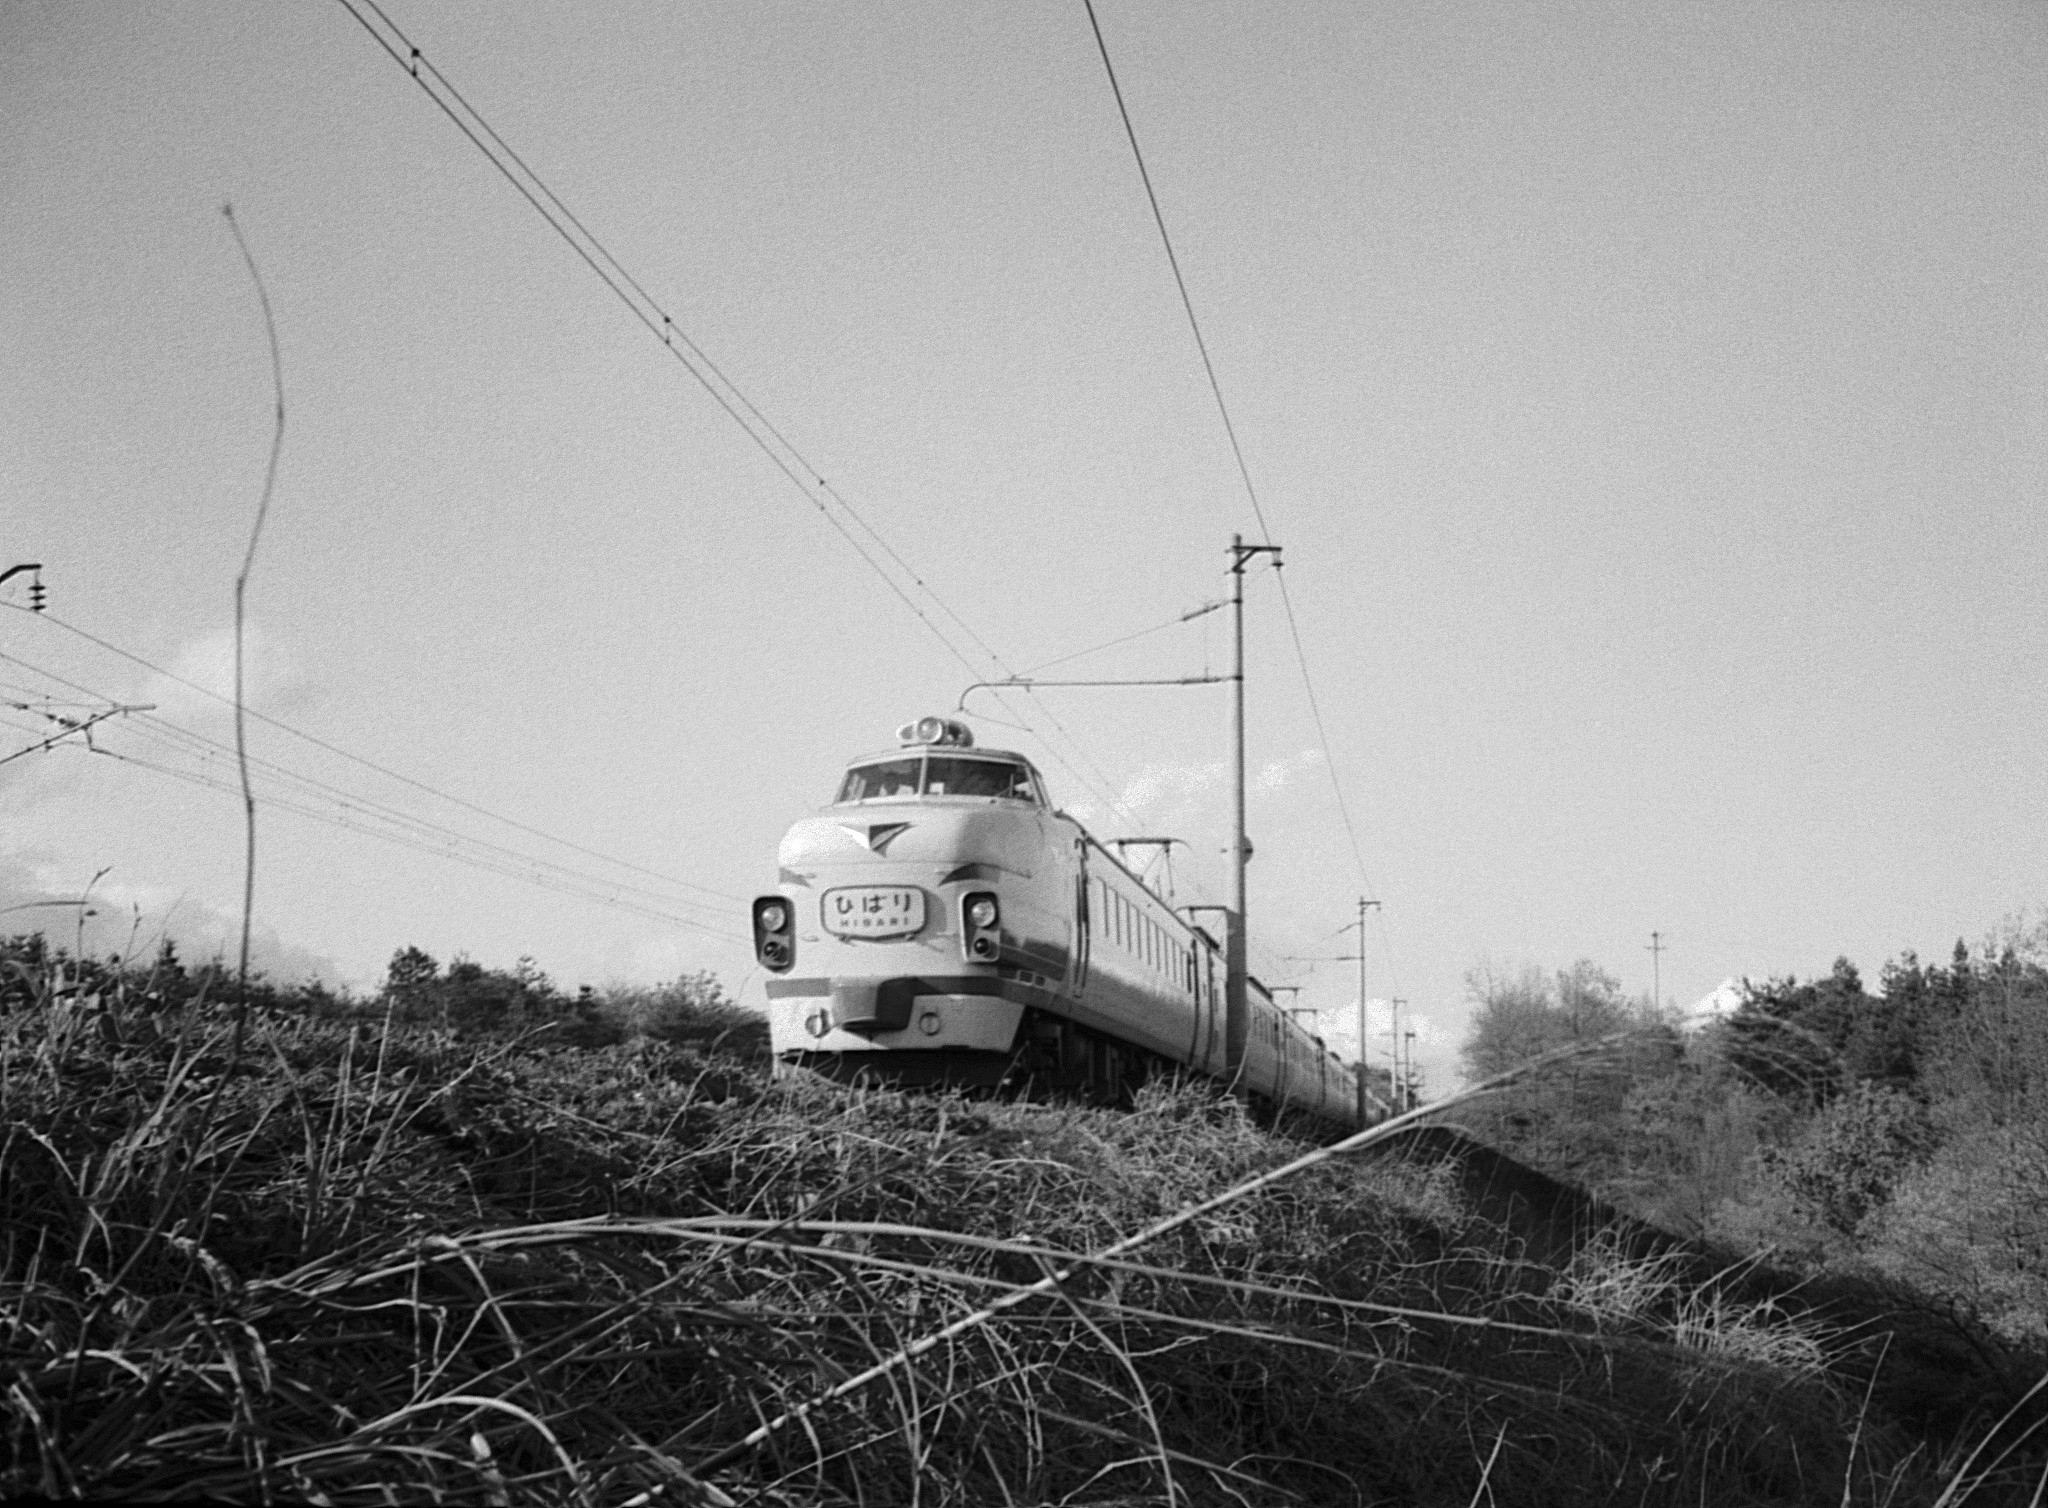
3 949 2043 1505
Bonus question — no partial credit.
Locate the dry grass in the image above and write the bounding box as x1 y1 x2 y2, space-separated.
2 952 2042 1504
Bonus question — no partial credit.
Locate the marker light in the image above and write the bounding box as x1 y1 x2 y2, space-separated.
752 894 795 974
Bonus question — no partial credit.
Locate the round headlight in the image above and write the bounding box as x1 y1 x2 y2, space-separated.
967 897 998 929
916 716 945 743
759 901 789 933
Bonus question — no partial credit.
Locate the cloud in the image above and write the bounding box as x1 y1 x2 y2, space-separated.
1117 759 1229 814
144 622 307 725
1104 749 1321 813
1256 748 1324 791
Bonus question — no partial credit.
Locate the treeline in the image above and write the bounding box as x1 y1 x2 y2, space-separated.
0 932 766 1060
1457 922 2048 1342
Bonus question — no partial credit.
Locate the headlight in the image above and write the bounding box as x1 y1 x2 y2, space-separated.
967 897 998 929
759 900 789 933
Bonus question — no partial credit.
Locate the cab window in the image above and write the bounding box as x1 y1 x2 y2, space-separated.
836 758 922 803
923 757 1037 802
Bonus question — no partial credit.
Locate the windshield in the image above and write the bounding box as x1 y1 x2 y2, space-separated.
836 758 922 803
925 756 1035 801
835 756 1038 804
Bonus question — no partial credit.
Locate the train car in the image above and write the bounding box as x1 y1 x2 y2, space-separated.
752 717 1381 1129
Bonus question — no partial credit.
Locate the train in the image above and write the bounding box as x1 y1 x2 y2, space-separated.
751 716 1386 1129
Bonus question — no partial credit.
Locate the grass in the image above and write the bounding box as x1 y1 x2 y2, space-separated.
3 947 2046 1504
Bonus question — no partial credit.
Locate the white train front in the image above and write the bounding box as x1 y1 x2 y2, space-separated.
752 718 1377 1128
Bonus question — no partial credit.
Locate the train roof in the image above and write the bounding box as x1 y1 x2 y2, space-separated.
843 743 1032 765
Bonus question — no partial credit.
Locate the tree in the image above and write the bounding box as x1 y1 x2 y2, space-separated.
1721 957 1874 1104
384 945 440 996
1458 959 1676 1190
1460 960 1653 1081
1759 1079 1932 1236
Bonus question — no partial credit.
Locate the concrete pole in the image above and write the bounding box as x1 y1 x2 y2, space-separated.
1226 534 1248 1075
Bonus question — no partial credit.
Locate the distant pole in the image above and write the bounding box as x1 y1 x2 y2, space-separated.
1357 896 1367 1115
1647 931 1667 1010
1388 997 1402 1111
1350 895 1380 1120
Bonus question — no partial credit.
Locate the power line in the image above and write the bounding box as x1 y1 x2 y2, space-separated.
1080 0 1273 546
1271 572 1383 902
91 742 748 942
1079 3 1408 1018
0 640 746 939
1017 598 1225 677
114 714 734 924
329 0 1150 834
2 615 743 905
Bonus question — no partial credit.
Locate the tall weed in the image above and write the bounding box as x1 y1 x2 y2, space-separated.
0 944 2035 1504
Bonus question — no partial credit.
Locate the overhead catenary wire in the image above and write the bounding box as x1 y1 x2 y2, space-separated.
0 641 748 941
330 0 1149 834
1017 598 1225 677
113 714 735 924
1079 2 1409 1019
1 615 744 906
1272 564 1405 1002
1080 0 1273 547
90 743 749 943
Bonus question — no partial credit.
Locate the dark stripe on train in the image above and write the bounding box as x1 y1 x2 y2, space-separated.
1010 937 1070 975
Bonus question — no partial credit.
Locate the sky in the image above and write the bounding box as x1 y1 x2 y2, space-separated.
4 0 2042 1095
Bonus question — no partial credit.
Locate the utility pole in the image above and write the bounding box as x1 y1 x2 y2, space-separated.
1341 896 1381 1120
1401 1020 1417 1109
1388 998 1404 1111
1226 533 1280 1079
1647 931 1667 1011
